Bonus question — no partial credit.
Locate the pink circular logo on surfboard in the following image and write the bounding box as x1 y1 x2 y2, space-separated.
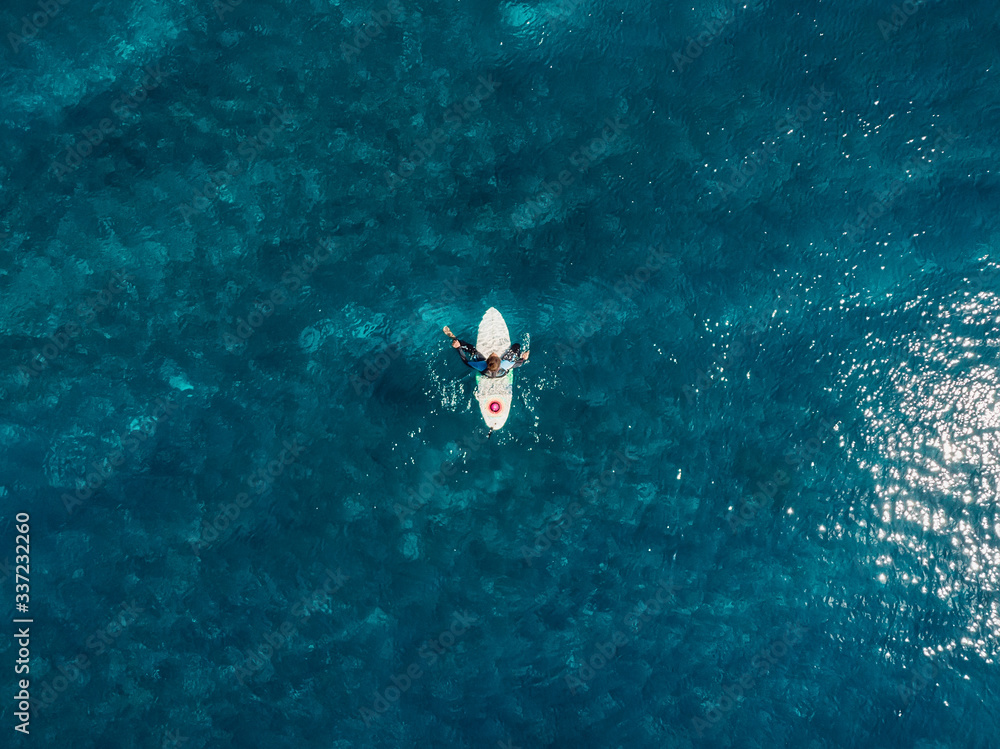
489 401 502 413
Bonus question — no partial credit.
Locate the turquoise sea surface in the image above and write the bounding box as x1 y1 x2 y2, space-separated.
2 0 1000 746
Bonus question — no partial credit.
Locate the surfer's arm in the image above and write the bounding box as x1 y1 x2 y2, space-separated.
501 344 529 370
444 326 487 371
455 340 488 371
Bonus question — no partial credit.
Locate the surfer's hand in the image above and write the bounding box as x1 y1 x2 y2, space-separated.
443 326 454 338
452 339 461 349
522 350 530 361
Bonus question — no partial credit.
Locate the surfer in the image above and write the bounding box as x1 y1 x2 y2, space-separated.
442 325 528 377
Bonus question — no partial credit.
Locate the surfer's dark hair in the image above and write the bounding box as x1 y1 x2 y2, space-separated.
486 354 501 372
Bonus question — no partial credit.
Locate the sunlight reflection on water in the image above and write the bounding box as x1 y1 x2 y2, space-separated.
846 283 1000 663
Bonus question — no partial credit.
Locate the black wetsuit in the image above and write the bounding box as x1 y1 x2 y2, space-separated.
454 340 525 379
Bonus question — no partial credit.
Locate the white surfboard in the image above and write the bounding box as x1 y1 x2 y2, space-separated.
475 307 513 431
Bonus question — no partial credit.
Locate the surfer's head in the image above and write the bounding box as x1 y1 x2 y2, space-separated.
486 354 501 372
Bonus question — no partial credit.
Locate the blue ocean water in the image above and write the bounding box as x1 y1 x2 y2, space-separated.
2 0 1000 745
